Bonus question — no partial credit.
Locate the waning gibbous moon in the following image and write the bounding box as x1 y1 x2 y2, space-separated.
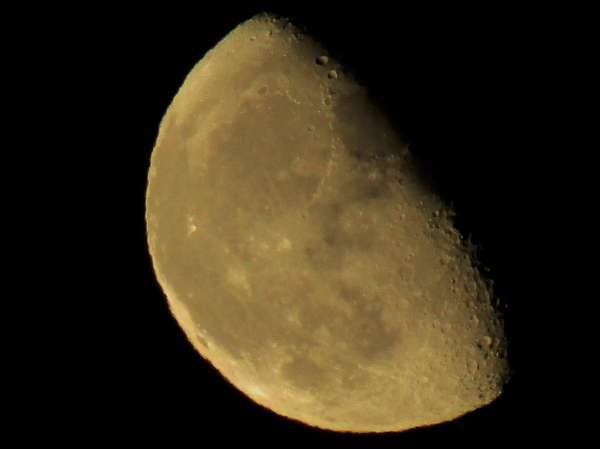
145 13 510 433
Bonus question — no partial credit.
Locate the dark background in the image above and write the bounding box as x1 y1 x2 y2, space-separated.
49 3 575 446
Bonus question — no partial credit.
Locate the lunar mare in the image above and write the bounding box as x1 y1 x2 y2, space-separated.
145 14 509 432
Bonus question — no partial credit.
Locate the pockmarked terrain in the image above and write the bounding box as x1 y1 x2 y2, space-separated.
146 14 509 433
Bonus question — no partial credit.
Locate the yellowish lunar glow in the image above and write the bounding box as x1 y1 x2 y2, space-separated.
145 14 509 433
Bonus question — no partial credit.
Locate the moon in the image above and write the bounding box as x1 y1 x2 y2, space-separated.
145 13 509 433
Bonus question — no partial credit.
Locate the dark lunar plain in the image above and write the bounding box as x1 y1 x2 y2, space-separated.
51 2 573 447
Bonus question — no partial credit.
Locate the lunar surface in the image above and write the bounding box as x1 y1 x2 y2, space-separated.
145 14 509 433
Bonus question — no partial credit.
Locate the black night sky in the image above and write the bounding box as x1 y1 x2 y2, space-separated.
41 2 575 446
